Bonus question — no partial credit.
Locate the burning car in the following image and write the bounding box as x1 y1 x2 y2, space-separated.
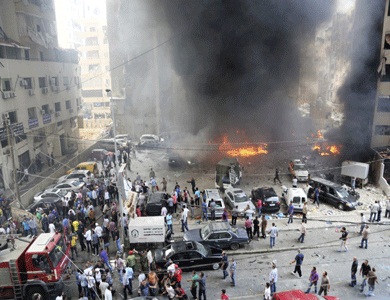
288 159 309 182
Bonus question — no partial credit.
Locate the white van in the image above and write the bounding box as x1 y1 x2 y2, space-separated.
204 189 225 218
282 187 307 213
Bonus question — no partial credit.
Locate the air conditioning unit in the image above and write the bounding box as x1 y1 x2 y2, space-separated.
28 89 35 96
55 111 61 117
20 80 27 87
42 87 48 94
2 91 11 99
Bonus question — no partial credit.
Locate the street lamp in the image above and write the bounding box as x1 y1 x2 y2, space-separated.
106 88 124 252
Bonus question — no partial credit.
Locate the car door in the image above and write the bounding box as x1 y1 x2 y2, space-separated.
205 232 220 248
226 192 234 207
218 232 232 249
327 187 339 207
188 251 203 267
292 196 302 211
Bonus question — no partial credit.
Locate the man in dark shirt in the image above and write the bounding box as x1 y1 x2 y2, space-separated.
359 259 371 293
349 257 358 287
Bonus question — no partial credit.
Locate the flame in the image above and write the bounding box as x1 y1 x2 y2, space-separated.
219 136 268 157
312 143 341 156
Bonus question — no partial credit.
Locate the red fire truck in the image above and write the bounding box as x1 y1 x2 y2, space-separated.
0 232 70 299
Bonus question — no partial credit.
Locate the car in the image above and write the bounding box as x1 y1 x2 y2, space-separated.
129 297 169 300
281 187 307 213
46 179 86 191
145 192 168 216
203 189 225 218
272 289 339 300
27 196 63 214
251 187 281 213
98 138 127 151
57 170 91 183
288 159 309 182
154 241 222 271
224 188 256 216
91 148 112 161
33 188 71 202
66 161 99 175
138 134 164 148
183 222 250 250
307 177 357 211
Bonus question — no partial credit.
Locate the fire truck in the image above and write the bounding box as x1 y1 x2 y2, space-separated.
0 232 70 299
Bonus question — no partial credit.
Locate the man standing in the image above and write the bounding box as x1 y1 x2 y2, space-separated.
351 177 356 192
257 199 262 218
305 266 319 294
194 188 201 207
209 199 216 221
366 267 378 297
221 252 229 279
287 201 294 224
253 216 260 240
231 206 238 225
385 197 390 218
359 225 369 249
298 221 307 243
161 177 167 192
190 270 198 300
350 257 358 287
187 178 196 194
290 249 304 278
194 272 207 300
274 168 281 184
359 213 367 235
369 201 379 222
269 261 278 295
244 217 253 240
338 227 348 252
302 201 308 223
359 259 371 293
318 271 330 296
166 212 173 234
149 168 155 179
181 207 189 232
268 223 278 249
201 199 208 222
229 258 237 287
261 215 267 239
377 200 382 222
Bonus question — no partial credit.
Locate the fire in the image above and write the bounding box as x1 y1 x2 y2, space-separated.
312 143 341 156
311 130 324 139
219 136 268 157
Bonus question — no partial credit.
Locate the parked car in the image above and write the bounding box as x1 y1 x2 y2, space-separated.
183 222 250 250
204 189 225 218
91 148 112 161
27 197 63 214
272 289 339 300
98 138 127 151
307 177 357 211
57 170 91 183
251 187 281 213
224 188 255 216
46 179 85 191
288 159 309 182
145 192 168 216
281 187 307 213
34 188 70 202
138 134 164 148
154 241 222 271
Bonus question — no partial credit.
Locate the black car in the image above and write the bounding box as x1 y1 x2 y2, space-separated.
155 241 222 271
251 187 281 213
145 192 168 216
27 196 62 214
307 177 357 211
183 222 250 250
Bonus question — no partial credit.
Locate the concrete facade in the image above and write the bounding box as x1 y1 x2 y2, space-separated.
0 0 81 192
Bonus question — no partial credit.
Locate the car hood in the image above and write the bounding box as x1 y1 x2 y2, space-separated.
236 201 255 212
183 229 202 242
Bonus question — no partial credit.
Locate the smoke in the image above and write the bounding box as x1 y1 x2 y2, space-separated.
144 0 335 141
328 0 385 159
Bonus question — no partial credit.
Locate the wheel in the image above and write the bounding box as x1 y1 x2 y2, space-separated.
230 243 239 251
212 262 220 270
26 286 46 299
337 203 344 211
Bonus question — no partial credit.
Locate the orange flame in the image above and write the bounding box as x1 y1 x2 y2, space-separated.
312 143 341 156
219 136 268 157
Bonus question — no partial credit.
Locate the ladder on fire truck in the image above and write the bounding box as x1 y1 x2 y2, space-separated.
9 260 23 300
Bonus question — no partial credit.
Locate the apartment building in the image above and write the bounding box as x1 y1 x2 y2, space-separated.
0 0 81 191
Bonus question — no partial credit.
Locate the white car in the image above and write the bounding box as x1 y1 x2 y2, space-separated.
138 134 164 148
57 170 91 183
289 159 309 182
281 187 307 213
46 179 85 191
204 189 225 218
33 188 71 202
224 188 256 216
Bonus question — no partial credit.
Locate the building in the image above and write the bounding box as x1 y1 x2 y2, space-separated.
0 0 81 192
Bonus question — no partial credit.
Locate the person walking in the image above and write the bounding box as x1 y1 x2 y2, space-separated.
221 252 229 279
318 271 330 296
256 199 262 218
350 257 358 287
305 266 319 294
189 270 198 300
385 197 390 218
166 212 173 234
369 201 379 222
298 221 307 243
180 207 189 232
269 261 278 296
359 260 371 293
194 272 207 300
338 227 348 252
359 213 367 234
366 267 378 297
274 168 281 184
302 201 308 223
201 199 208 222
264 282 271 300
209 199 216 221
253 216 260 240
290 249 304 278
229 258 236 287
268 223 278 249
377 200 382 222
359 225 369 249
244 217 253 240
261 215 267 239
231 206 238 225
220 289 229 300
351 177 356 192
287 201 294 224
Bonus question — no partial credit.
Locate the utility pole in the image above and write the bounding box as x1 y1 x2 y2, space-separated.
2 113 21 206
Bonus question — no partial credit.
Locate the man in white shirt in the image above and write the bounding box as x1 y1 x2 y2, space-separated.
269 261 278 296
181 206 189 232
84 228 92 253
95 223 103 238
147 249 153 272
49 223 56 234
104 286 113 300
161 206 167 217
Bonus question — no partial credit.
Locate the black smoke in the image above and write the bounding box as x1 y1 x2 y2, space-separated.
146 0 335 141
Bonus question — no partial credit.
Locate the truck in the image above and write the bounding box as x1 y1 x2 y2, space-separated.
128 216 169 246
0 232 70 300
341 160 369 187
215 158 242 190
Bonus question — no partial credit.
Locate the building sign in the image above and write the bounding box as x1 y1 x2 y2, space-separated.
28 118 39 129
42 113 52 124
0 122 24 141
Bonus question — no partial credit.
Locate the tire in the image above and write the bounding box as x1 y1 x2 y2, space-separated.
26 286 46 299
230 243 239 251
212 262 220 270
337 203 344 211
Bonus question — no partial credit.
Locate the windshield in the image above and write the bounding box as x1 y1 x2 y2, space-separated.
336 188 350 199
200 224 211 239
263 188 277 198
48 236 65 268
195 242 208 256
295 164 306 170
58 190 68 197
235 193 249 203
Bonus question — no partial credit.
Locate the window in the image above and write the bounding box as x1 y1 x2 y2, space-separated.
25 49 30 60
85 37 98 46
89 64 99 72
219 232 231 239
208 233 219 240
1 79 12 91
377 96 390 112
82 89 103 97
63 76 69 86
55 102 61 112
87 50 99 58
28 107 37 119
40 51 44 61
24 78 33 89
39 77 47 88
66 100 71 109
375 125 390 135
50 76 59 86
42 104 49 114
8 111 17 124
